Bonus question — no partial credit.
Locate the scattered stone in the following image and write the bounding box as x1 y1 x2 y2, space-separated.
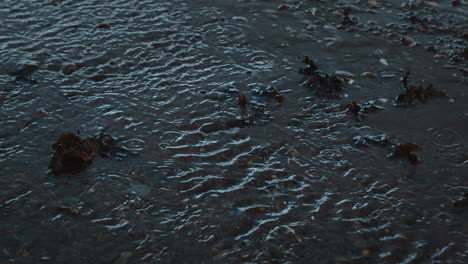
402 36 414 46
361 72 377 78
232 16 248 23
369 1 377 8
335 71 355 77
379 58 389 66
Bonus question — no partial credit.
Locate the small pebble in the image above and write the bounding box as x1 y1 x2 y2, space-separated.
97 24 111 29
232 16 248 22
402 35 413 46
379 58 389 66
369 1 377 8
381 74 396 78
277 4 288 10
335 70 355 77
310 8 318 16
428 2 438 7
361 72 377 78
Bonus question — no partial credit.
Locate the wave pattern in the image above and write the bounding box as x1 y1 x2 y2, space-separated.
0 0 466 263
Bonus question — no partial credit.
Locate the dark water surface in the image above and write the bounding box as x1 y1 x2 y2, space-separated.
1 0 467 263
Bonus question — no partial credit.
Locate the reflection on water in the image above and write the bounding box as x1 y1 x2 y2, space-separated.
0 0 467 263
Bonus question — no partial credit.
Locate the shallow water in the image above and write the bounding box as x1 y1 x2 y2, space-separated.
1 0 467 263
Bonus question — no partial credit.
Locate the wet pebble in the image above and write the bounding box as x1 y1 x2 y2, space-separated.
361 72 377 78
369 1 377 8
232 16 248 23
277 4 288 11
97 24 111 29
379 58 389 66
62 64 78 75
335 70 355 77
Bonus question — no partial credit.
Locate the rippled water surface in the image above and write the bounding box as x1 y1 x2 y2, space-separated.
1 0 467 263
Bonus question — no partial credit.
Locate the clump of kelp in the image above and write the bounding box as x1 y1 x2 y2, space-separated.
299 56 344 98
49 131 124 175
345 100 383 122
395 72 447 105
354 134 423 164
9 64 39 83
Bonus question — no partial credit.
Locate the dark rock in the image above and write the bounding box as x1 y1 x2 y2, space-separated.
89 74 107 82
49 131 122 175
97 24 111 29
62 64 79 75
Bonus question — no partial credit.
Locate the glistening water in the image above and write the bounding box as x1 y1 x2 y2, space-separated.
1 0 467 263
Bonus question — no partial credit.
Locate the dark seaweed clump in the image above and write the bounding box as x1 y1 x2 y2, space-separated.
453 193 468 208
49 131 122 175
395 72 447 105
389 142 423 164
9 64 39 83
354 135 423 164
346 100 383 122
299 56 344 98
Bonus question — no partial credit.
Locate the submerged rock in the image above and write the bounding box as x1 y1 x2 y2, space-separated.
49 131 122 175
